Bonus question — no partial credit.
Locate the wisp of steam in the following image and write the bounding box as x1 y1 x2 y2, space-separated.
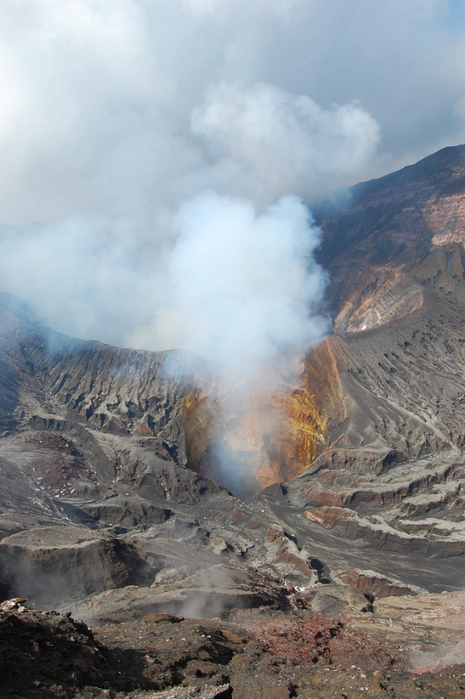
168 191 329 373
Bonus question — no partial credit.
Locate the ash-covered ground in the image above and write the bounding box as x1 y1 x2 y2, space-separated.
2 596 465 699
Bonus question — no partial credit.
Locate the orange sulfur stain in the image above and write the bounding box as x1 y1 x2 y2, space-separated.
181 342 342 493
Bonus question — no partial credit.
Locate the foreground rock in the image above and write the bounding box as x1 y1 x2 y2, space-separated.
2 597 465 699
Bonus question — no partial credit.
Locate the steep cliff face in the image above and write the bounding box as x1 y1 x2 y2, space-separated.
317 145 465 271
182 376 328 495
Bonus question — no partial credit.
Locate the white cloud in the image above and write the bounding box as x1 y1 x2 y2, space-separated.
191 83 379 204
0 0 464 363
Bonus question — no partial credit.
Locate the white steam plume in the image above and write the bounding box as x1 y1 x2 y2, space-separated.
191 83 379 205
0 74 379 352
154 192 329 374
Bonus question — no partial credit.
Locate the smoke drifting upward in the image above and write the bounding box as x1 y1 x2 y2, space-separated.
164 193 328 374
191 83 379 206
0 73 379 352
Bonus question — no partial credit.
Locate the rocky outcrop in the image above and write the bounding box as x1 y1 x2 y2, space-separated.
4 595 465 699
315 144 465 307
0 526 152 604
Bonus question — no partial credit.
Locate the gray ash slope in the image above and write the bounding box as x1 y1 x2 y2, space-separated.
282 144 465 570
268 144 465 593
2 146 465 623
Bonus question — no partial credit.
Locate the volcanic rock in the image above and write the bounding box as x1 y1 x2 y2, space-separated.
3 145 465 696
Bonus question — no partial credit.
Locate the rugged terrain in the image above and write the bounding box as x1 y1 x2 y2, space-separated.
3 593 465 699
2 145 465 696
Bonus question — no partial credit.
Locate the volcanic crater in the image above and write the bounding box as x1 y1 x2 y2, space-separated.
2 146 465 697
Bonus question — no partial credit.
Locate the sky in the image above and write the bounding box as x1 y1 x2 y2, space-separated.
0 0 465 366
446 0 465 31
